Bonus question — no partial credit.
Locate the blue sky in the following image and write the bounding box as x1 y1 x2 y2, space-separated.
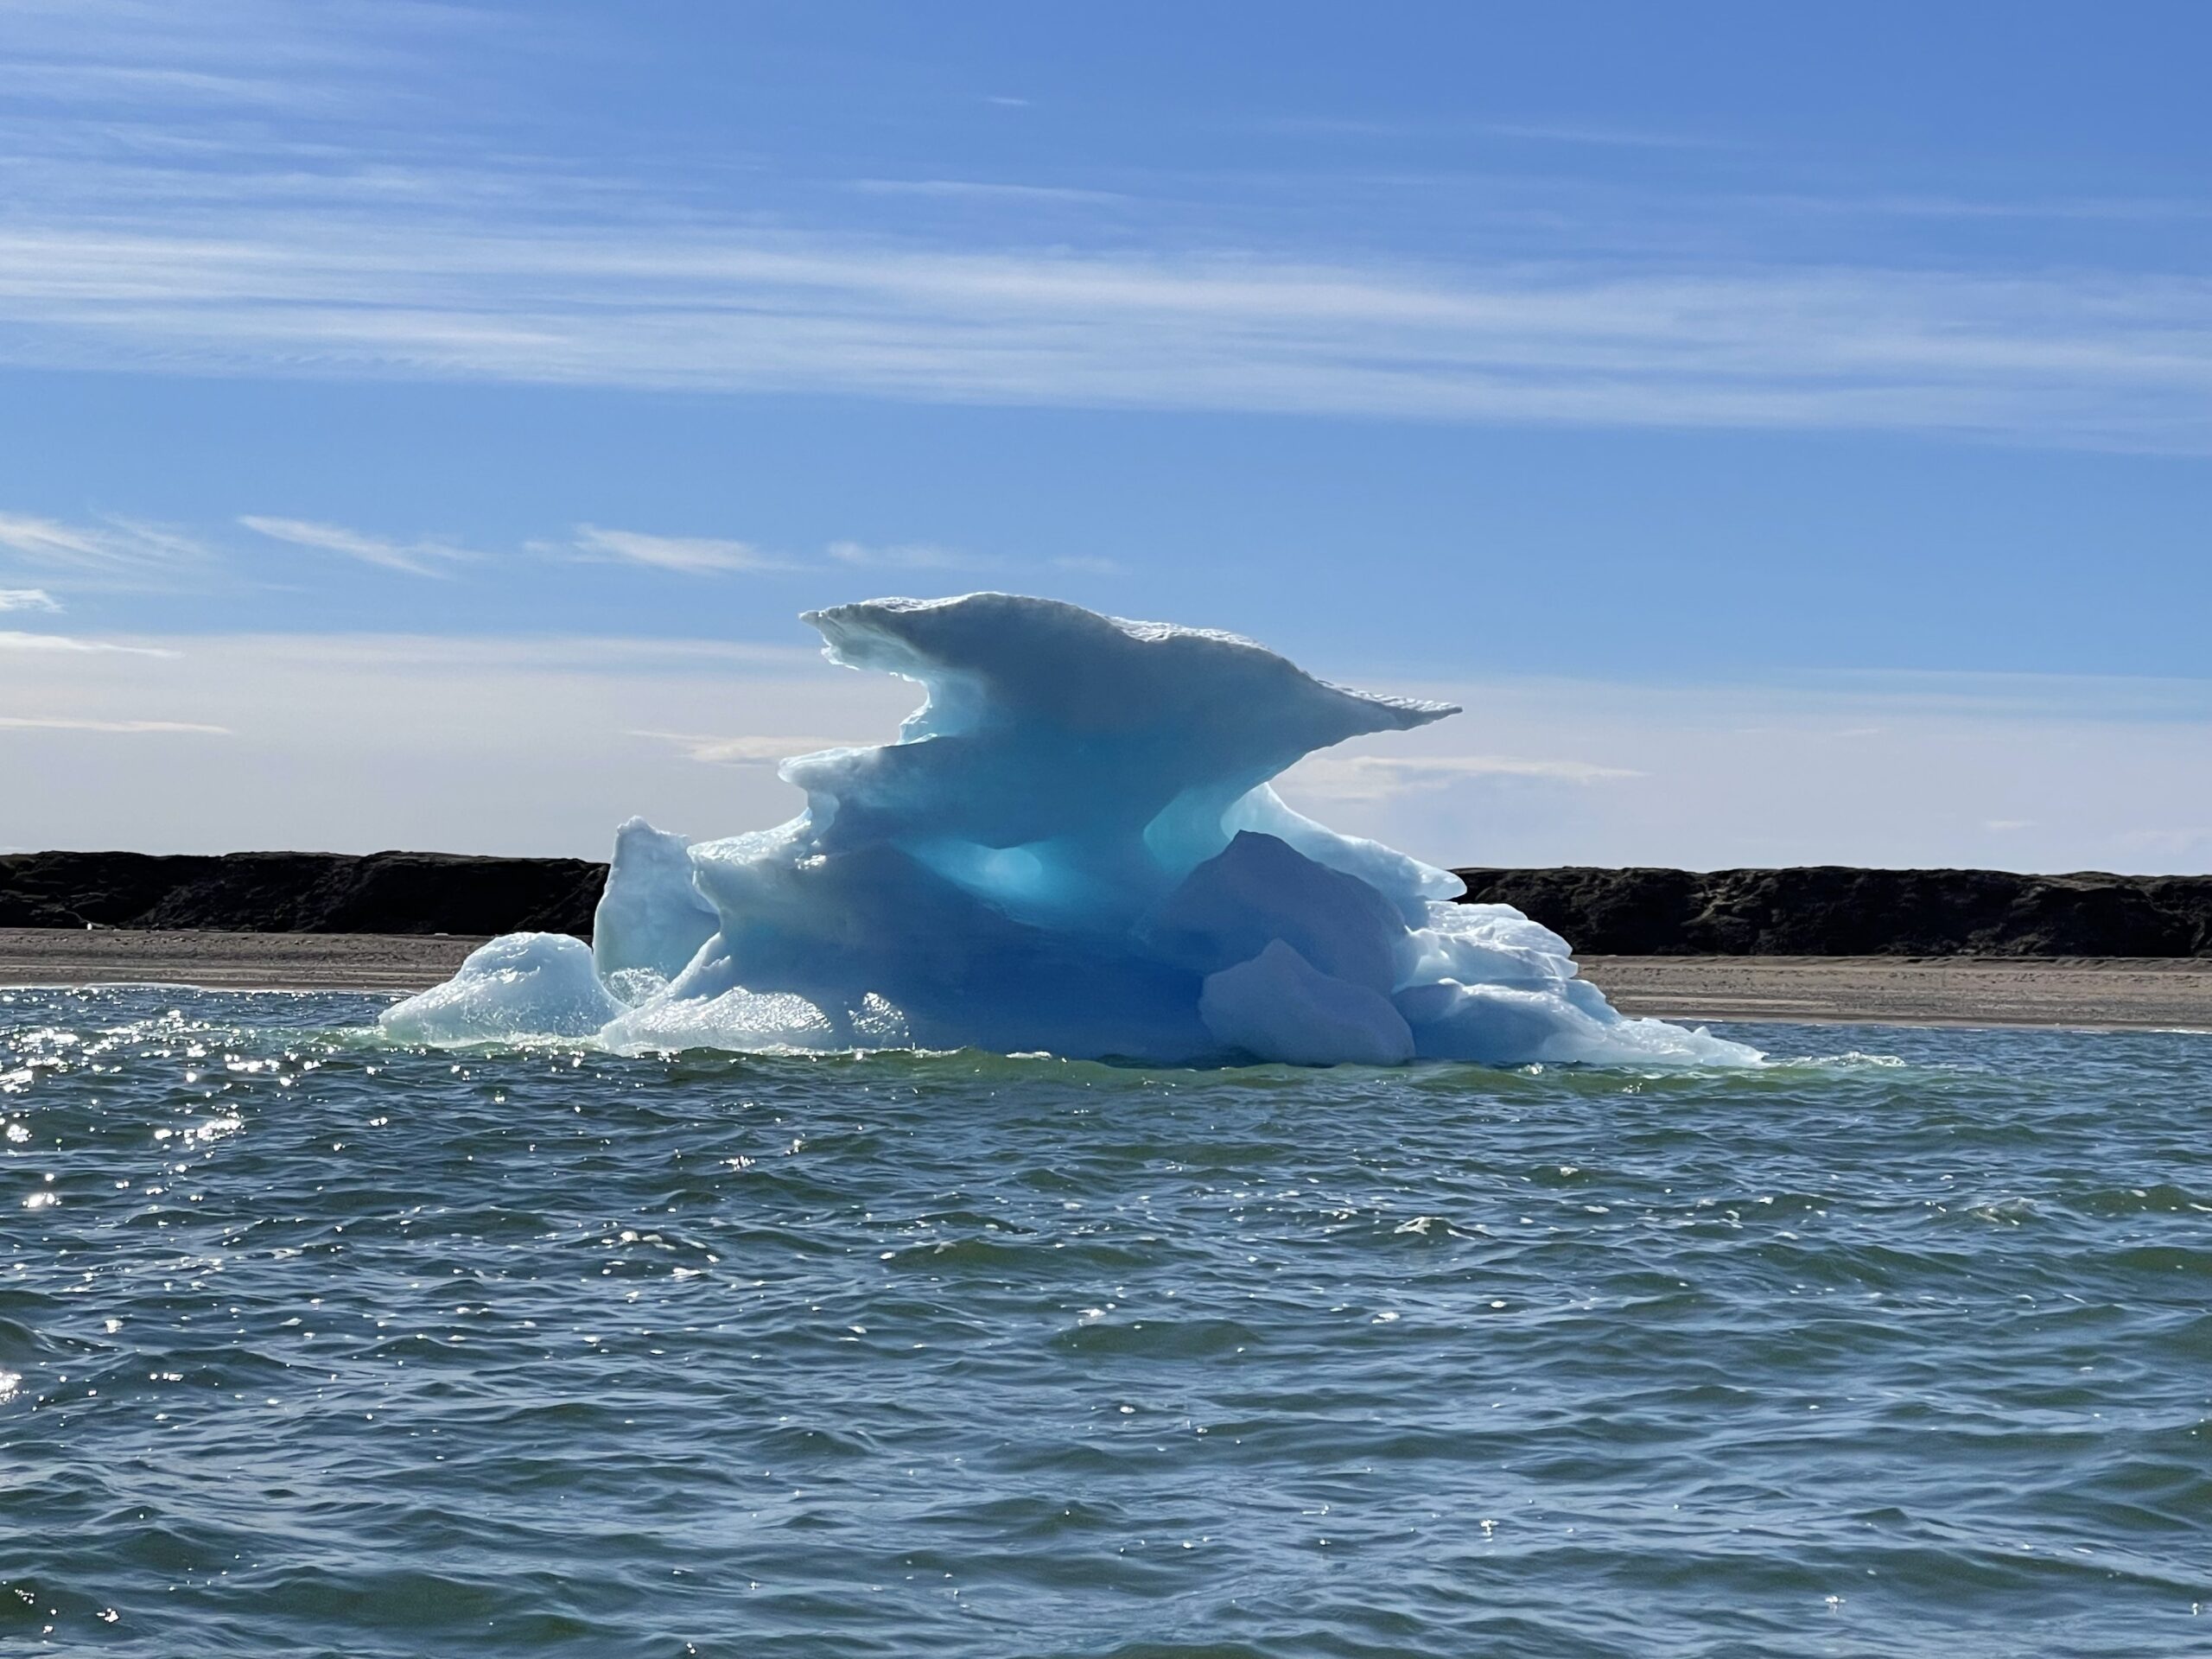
5 2 2212 867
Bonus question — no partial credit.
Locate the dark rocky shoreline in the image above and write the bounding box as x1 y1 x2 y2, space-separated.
5 849 2211 957
0 850 605 938
1455 866 2212 957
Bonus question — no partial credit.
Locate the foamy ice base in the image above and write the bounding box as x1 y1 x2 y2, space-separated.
384 594 1758 1068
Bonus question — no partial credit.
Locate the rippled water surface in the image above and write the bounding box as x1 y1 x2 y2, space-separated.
4 986 2209 1656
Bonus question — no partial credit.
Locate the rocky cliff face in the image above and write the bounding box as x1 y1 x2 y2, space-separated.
0 850 605 937
1452 866 2212 957
7 850 2212 956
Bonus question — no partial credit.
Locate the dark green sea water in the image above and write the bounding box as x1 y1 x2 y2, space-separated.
3 985 2209 1657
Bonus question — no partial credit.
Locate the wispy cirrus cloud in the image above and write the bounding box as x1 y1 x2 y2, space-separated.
5 3 2210 453
0 506 1092 593
0 629 173 657
634 730 872 765
231 512 794 581
0 59 343 111
2 215 2208 450
239 514 474 575
569 524 799 576
0 510 208 587
0 0 493 112
566 528 1108 581
0 714 227 734
1285 751 1644 804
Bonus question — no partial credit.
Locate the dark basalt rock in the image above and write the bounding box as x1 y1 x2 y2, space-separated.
6 850 2212 957
1450 866 2212 957
0 851 606 938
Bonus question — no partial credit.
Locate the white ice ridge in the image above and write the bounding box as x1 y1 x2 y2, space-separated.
382 594 1759 1066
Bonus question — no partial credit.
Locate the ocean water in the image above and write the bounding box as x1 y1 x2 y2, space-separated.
3 987 2208 1658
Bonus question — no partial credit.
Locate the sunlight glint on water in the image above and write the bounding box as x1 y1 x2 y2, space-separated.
3 985 2209 1657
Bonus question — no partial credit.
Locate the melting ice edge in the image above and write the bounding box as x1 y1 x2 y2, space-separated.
384 594 1758 1067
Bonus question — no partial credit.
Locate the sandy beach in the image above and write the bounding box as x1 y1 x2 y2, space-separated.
1580 954 2212 1032
0 928 482 994
1 928 2207 1031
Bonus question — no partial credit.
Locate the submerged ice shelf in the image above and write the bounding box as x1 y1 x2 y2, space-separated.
384 594 1758 1067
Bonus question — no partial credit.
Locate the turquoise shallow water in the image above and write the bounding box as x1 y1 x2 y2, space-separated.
3 987 2209 1657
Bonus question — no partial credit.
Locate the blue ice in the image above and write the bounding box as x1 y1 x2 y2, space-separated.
381 594 1758 1066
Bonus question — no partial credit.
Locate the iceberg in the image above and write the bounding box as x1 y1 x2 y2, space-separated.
381 594 1758 1067
379 931 620 1043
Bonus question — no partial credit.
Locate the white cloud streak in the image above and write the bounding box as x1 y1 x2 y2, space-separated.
3 2 2209 451
0 510 207 585
239 513 472 575
0 215 2206 448
1286 751 1644 803
0 588 60 613
0 715 227 734
635 730 874 765
0 629 173 656
570 524 797 575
